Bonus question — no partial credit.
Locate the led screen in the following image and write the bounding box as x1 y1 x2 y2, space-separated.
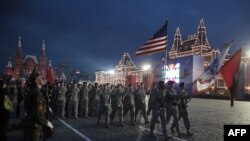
162 63 180 83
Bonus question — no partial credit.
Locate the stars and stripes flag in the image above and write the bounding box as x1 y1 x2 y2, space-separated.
135 21 168 56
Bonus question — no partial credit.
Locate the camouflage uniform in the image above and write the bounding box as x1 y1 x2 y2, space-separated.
67 84 80 118
97 85 111 127
166 85 183 136
110 85 125 126
176 85 193 136
51 85 60 116
23 87 48 141
123 86 135 125
134 86 148 124
79 84 89 117
150 86 171 139
57 84 67 118
89 84 100 117
16 83 26 118
147 86 157 116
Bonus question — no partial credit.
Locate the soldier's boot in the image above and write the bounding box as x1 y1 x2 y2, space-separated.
177 132 185 137
83 114 89 118
120 122 125 127
164 133 172 141
97 117 101 126
170 127 176 134
149 131 156 138
186 130 194 136
131 121 136 126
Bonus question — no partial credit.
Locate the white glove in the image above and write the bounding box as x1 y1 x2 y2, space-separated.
47 121 54 129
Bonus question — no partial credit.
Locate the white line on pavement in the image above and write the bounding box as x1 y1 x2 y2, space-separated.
139 126 187 141
58 118 92 141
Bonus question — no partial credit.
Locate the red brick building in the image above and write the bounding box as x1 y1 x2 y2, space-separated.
4 37 48 80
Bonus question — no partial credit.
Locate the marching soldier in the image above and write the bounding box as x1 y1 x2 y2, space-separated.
79 82 89 118
57 81 67 119
89 83 100 117
149 81 171 140
67 82 80 119
123 84 136 125
134 83 148 124
23 68 54 141
147 83 157 116
51 83 60 116
110 84 125 127
65 83 72 118
97 84 112 128
16 78 27 118
166 81 184 137
177 82 193 136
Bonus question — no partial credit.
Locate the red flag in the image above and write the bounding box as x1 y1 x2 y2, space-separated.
220 48 242 106
46 63 55 84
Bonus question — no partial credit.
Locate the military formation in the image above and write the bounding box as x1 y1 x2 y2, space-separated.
0 67 194 141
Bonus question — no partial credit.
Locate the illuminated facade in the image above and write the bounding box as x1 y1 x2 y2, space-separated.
95 52 153 88
96 18 250 97
96 52 138 85
165 18 250 98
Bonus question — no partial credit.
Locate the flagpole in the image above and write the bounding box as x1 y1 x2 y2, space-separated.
165 20 168 66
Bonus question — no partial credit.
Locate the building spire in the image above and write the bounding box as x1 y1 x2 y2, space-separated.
195 18 209 46
18 36 21 48
16 36 23 57
199 18 205 29
40 40 47 59
171 26 182 52
49 60 52 67
42 40 45 50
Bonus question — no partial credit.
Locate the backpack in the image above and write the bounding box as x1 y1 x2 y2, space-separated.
2 95 13 112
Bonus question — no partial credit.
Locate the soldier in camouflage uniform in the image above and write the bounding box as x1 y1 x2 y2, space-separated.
176 82 193 136
166 81 184 137
89 83 100 117
149 81 171 140
23 68 54 141
110 84 125 127
16 79 27 118
97 83 112 128
123 84 136 125
147 83 158 116
57 81 67 119
79 82 89 118
67 82 80 119
51 83 60 116
134 83 148 124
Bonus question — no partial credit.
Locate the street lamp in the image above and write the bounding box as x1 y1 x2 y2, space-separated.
247 50 250 58
108 70 115 75
142 64 151 71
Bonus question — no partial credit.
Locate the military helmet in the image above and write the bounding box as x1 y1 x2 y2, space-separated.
179 82 185 87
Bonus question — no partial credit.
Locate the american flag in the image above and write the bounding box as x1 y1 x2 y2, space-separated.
136 21 168 56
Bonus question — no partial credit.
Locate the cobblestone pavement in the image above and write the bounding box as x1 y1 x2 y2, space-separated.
7 98 250 141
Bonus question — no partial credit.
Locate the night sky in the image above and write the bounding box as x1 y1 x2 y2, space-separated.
0 0 250 73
